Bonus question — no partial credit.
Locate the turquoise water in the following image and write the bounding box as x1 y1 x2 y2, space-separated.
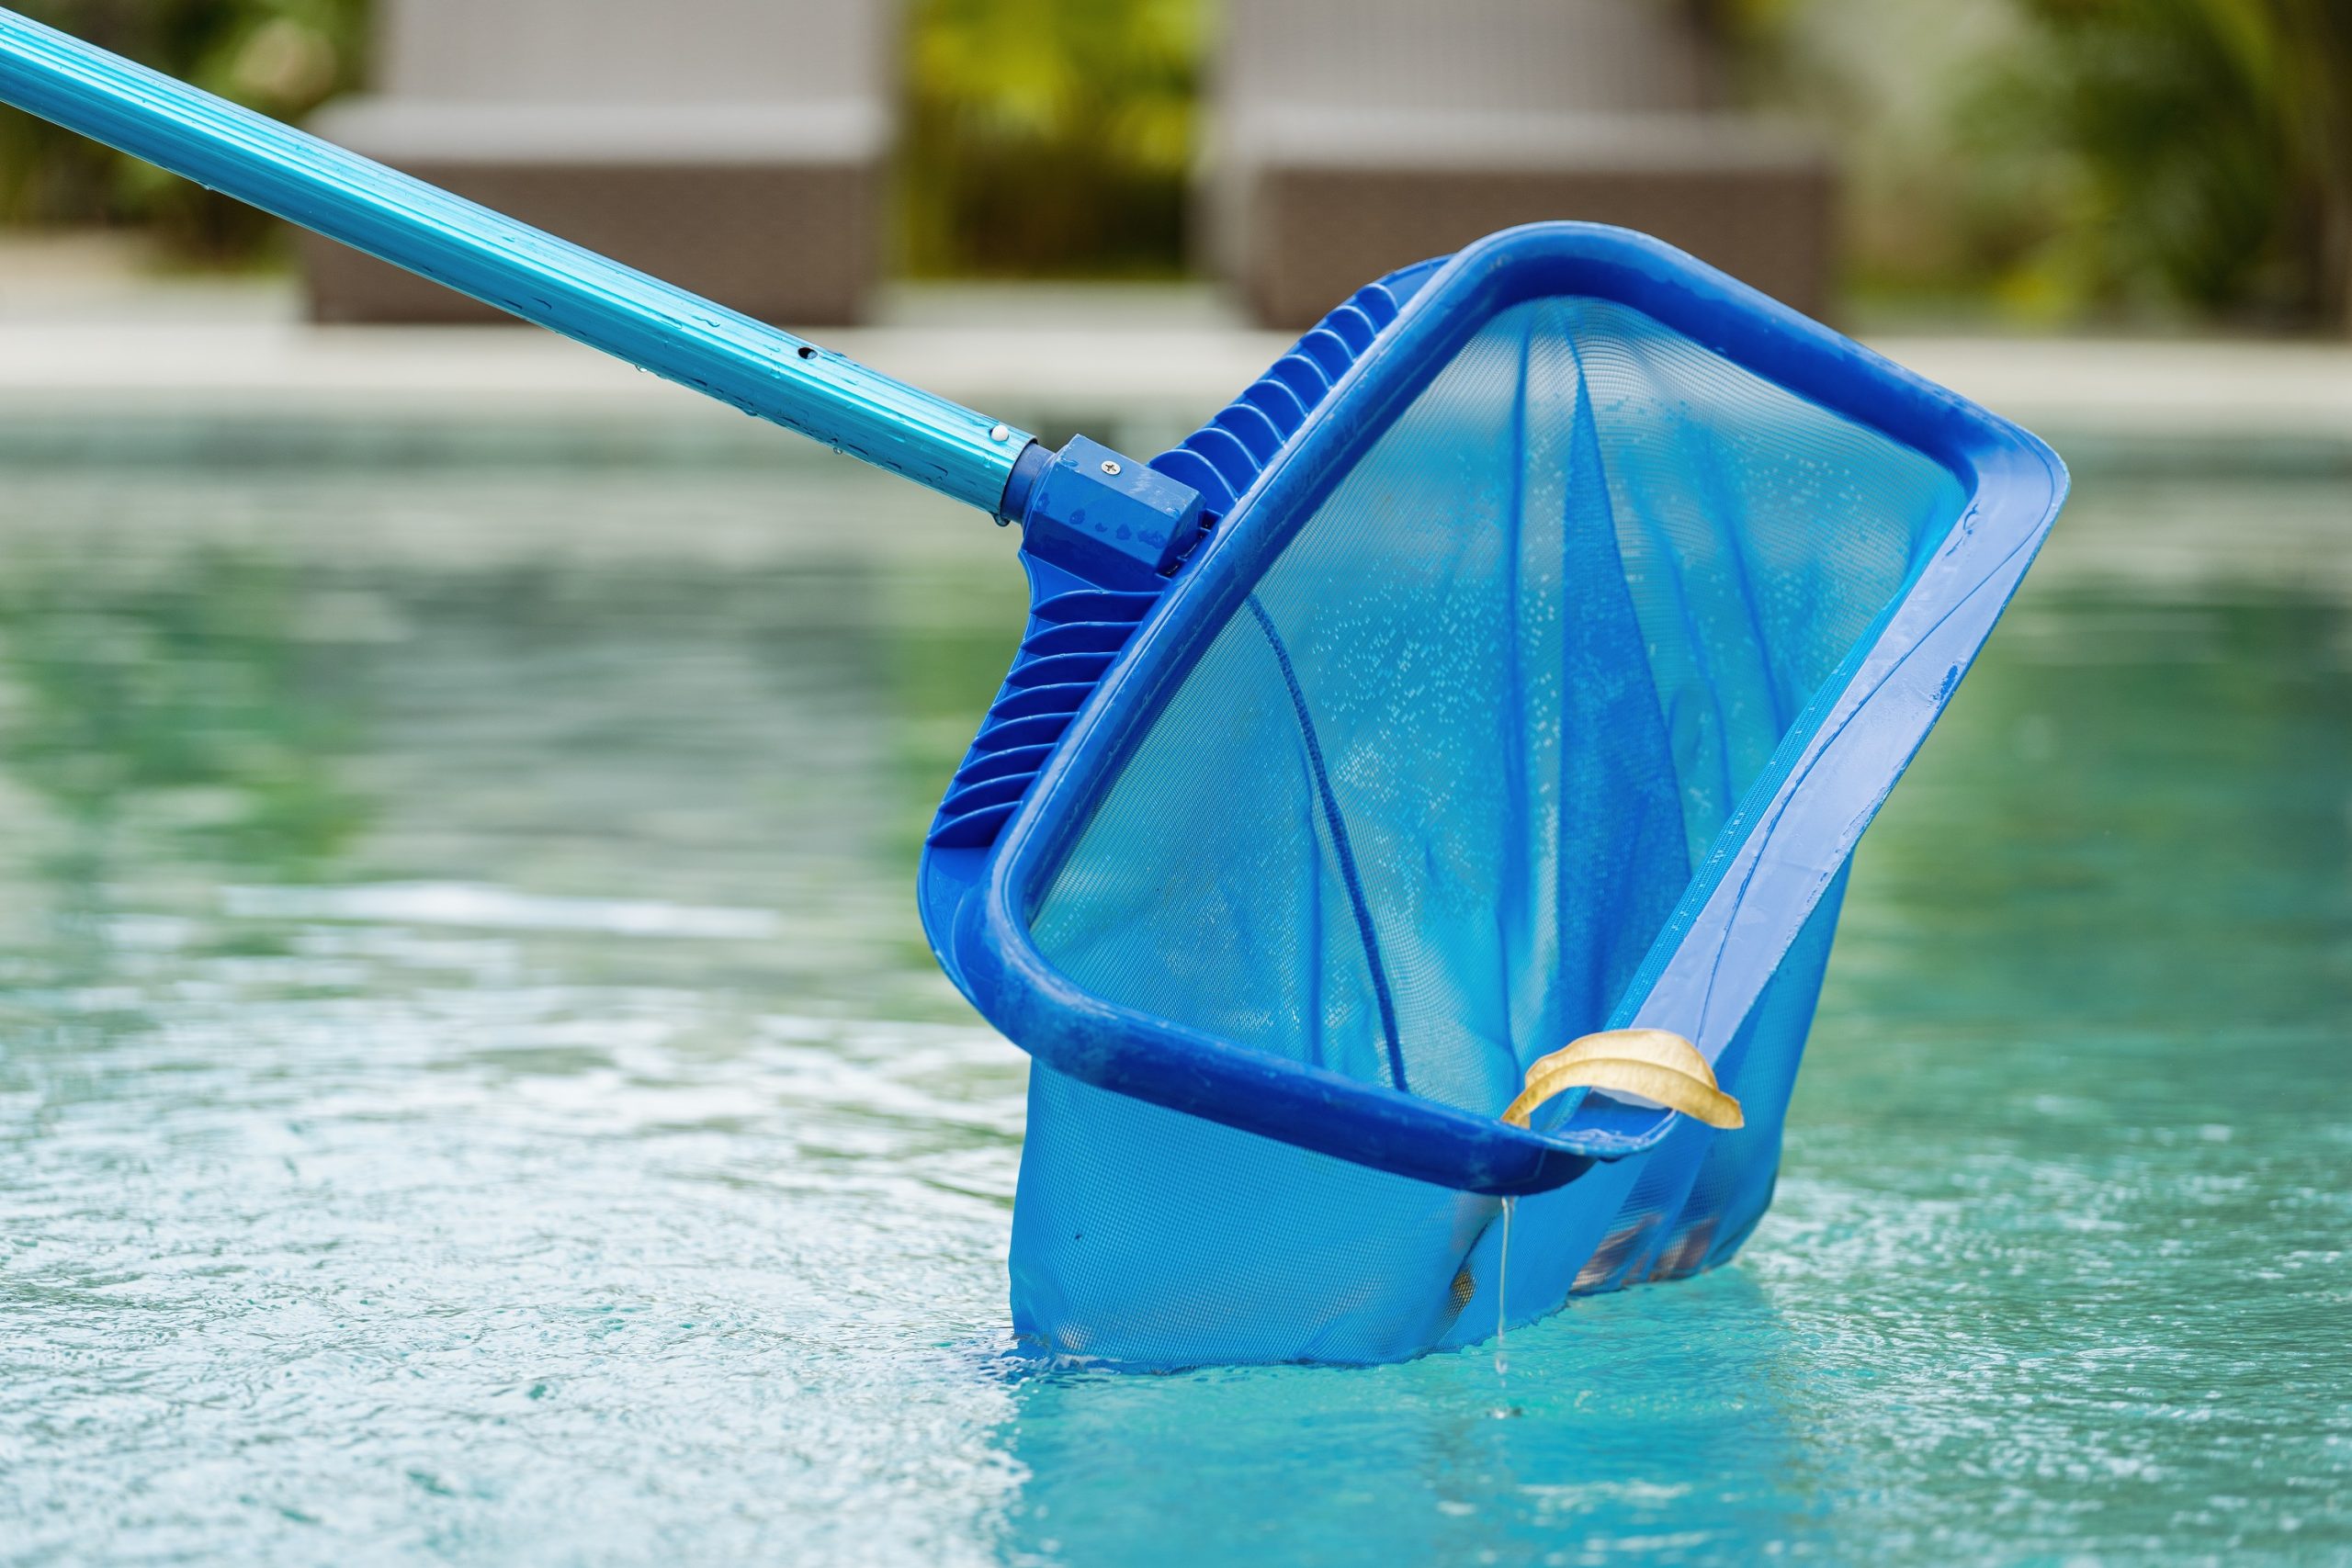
0 422 2346 1564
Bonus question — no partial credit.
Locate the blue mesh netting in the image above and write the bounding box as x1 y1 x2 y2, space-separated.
1011 297 1969 1366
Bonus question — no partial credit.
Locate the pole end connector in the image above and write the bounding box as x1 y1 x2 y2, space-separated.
1002 435 1206 590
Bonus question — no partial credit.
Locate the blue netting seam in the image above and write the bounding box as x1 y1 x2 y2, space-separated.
1245 592 1408 1092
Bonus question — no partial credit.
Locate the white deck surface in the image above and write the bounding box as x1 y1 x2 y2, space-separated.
3 235 2348 448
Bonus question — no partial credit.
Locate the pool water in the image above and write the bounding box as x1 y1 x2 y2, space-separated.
1 421 2346 1564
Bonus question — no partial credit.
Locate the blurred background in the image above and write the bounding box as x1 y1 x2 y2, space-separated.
0 0 2346 332
2 5 2349 1565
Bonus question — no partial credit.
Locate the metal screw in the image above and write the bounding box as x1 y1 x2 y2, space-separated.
1101 459 1123 476
988 423 1011 443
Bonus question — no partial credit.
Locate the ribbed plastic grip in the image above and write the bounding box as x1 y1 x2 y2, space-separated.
924 258 1447 851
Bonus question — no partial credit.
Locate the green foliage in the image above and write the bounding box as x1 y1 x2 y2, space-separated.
0 0 368 258
1968 0 2352 327
899 0 1202 276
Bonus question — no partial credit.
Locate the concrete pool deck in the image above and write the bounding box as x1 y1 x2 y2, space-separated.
3 235 2349 454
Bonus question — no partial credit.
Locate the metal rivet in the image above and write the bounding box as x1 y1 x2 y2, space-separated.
989 423 1011 443
1101 459 1123 476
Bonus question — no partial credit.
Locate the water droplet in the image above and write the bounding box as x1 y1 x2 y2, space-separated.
1494 1196 1514 1380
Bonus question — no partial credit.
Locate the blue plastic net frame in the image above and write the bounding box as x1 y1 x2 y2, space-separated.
927 222 2067 1198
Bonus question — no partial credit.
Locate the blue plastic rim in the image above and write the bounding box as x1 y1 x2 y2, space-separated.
922 222 2068 1198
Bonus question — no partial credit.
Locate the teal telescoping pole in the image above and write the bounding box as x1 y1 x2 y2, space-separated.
0 6 1209 585
0 6 1030 513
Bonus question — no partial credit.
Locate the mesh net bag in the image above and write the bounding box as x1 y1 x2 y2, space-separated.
920 226 2066 1366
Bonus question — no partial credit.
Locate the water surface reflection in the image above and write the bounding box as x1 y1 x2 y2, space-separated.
0 428 2346 1563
